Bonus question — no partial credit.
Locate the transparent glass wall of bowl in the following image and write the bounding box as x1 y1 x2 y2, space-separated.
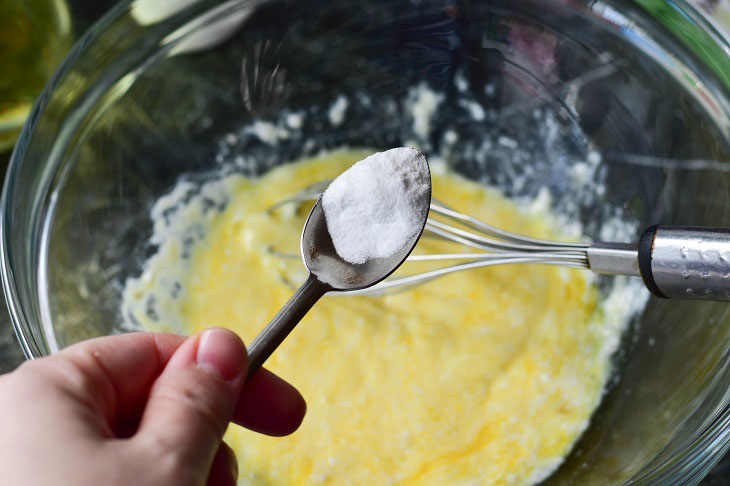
5 0 730 483
692 0 730 40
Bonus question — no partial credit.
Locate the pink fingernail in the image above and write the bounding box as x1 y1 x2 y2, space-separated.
196 328 246 381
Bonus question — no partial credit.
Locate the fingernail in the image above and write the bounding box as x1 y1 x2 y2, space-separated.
196 328 246 381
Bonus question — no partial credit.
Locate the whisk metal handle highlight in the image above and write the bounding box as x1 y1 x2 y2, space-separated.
638 226 730 301
587 243 640 276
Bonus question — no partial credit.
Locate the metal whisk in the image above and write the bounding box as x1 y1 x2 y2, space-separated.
271 181 730 302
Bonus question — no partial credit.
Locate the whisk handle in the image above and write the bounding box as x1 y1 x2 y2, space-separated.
587 243 640 276
638 226 730 301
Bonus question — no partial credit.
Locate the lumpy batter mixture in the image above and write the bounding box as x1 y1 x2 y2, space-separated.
123 149 636 485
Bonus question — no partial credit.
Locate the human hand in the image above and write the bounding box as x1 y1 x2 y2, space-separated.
0 329 306 486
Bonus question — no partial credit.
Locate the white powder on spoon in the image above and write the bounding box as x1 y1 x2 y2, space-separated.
322 147 431 264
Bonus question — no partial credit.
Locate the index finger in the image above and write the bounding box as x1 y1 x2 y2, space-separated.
58 331 306 437
59 332 187 423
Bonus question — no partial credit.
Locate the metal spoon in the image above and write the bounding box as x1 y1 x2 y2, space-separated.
246 182 432 378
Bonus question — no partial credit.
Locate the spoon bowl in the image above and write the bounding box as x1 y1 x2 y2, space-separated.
302 197 428 290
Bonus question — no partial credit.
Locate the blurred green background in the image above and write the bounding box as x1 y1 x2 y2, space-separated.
0 0 117 372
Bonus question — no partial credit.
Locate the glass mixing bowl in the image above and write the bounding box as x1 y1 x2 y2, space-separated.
5 0 730 483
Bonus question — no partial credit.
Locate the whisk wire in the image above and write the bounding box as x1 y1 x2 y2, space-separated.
345 255 589 296
425 219 587 254
429 203 588 249
268 181 592 295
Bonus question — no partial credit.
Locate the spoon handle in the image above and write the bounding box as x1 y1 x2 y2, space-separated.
246 274 330 379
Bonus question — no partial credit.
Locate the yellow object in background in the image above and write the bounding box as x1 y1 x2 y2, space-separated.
0 0 72 152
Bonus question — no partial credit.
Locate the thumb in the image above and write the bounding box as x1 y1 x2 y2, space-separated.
134 328 247 480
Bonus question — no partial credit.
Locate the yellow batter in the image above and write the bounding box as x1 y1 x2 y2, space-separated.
124 150 621 485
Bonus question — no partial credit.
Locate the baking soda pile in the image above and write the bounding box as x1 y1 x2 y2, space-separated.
321 148 431 264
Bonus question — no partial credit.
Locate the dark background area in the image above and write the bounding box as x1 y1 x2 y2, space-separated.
0 1 729 483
